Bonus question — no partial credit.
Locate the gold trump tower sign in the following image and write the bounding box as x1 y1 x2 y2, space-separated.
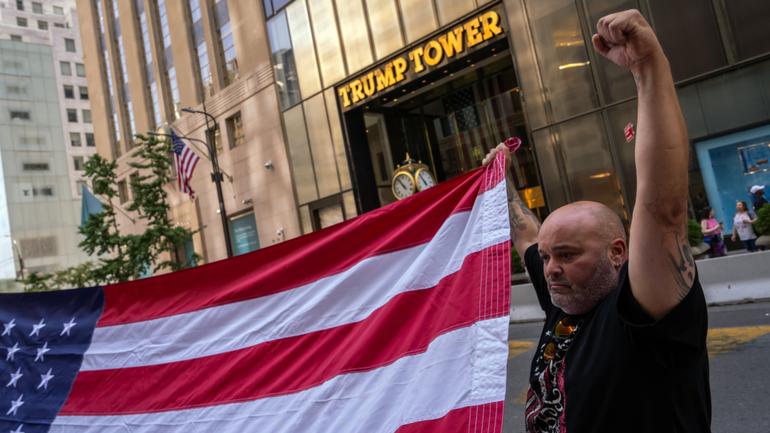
337 10 505 109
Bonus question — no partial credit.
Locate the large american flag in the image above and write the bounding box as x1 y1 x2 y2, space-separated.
0 154 511 433
171 131 200 198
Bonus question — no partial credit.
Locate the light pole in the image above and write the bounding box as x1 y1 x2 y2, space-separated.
164 107 233 258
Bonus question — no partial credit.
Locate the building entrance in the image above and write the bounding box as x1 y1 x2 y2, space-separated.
345 41 545 218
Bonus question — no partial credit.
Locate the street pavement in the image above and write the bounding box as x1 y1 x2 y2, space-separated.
502 301 770 432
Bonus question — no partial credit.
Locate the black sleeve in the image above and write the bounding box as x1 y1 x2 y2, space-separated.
523 243 554 314
616 263 708 356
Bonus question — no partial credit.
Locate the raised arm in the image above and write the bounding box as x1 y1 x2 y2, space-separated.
593 10 692 320
482 144 541 259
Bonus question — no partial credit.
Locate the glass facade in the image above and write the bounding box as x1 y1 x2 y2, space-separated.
214 0 238 85
261 0 770 234
95 0 121 155
136 0 157 128
157 0 180 117
188 0 211 93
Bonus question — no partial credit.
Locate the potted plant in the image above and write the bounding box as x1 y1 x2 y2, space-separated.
688 219 710 258
754 204 770 248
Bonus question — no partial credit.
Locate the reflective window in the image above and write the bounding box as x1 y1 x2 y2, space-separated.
584 0 637 103
64 37 75 52
70 132 82 147
96 0 121 150
158 0 180 114
648 0 726 81
286 0 321 98
63 84 74 99
526 0 598 121
76 62 85 77
552 113 626 219
335 0 372 74
86 132 95 147
532 128 568 209
284 104 318 204
398 0 438 43
136 0 156 128
365 0 404 59
606 101 638 208
434 0 474 26
32 2 42 13
267 11 301 109
111 4 135 137
17 17 28 28
59 61 71 76
324 87 351 190
308 0 345 87
79 86 89 100
37 20 48 30
67 109 77 122
214 0 239 84
304 93 341 197
188 0 212 92
83 109 92 123
724 1 770 60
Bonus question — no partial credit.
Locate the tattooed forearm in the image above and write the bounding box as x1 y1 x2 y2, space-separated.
667 232 695 301
507 178 541 236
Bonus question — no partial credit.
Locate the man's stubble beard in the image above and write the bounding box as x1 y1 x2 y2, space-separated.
551 254 619 315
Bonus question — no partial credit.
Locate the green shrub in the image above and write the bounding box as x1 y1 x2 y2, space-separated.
755 204 770 236
687 219 704 247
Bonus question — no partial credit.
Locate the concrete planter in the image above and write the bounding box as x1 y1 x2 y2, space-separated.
692 242 711 258
756 235 770 248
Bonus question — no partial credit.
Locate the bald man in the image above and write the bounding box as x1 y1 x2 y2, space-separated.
483 10 710 433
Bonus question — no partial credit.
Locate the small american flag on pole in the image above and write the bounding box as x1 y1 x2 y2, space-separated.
171 131 201 198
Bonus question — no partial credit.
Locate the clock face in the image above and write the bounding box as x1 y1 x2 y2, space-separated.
392 172 416 200
415 169 436 192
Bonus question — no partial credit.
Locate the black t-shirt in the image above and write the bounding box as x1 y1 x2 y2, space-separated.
523 244 711 433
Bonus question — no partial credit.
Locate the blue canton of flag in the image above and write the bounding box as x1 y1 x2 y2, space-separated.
0 288 103 433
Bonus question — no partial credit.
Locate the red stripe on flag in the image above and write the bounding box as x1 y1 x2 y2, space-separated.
97 167 486 327
61 244 509 415
394 401 504 433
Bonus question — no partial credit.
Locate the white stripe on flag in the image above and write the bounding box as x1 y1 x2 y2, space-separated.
81 180 509 370
51 317 508 433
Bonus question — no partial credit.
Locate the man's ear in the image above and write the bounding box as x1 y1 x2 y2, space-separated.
608 238 628 269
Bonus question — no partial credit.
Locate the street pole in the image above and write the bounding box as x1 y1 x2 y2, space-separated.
180 108 234 258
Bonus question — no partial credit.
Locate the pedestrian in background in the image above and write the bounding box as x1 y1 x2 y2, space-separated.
750 185 767 212
701 208 725 257
732 201 758 252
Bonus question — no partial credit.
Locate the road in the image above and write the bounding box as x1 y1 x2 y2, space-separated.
502 302 770 432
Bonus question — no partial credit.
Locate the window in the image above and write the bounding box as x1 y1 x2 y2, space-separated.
226 112 244 148
23 162 49 171
19 135 44 146
60 61 71 76
37 20 48 30
73 156 85 171
54 22 65 28
64 38 76 52
17 17 28 27
32 2 42 13
10 35 22 42
82 109 92 123
6 84 26 95
85 132 95 147
79 86 89 100
63 84 74 99
69 132 82 146
267 12 300 109
648 0 726 81
67 108 77 122
214 0 238 84
18 236 58 258
10 110 31 121
16 0 24 11
117 180 129 204
75 62 85 77
53 5 64 15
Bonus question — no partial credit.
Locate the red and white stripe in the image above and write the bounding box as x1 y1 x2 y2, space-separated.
175 146 199 197
52 154 511 433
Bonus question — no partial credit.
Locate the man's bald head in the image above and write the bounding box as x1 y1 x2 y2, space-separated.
542 201 627 245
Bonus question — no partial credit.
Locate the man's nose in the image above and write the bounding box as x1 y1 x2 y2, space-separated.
544 259 562 279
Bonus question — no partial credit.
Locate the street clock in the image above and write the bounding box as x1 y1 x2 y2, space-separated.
391 153 436 200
